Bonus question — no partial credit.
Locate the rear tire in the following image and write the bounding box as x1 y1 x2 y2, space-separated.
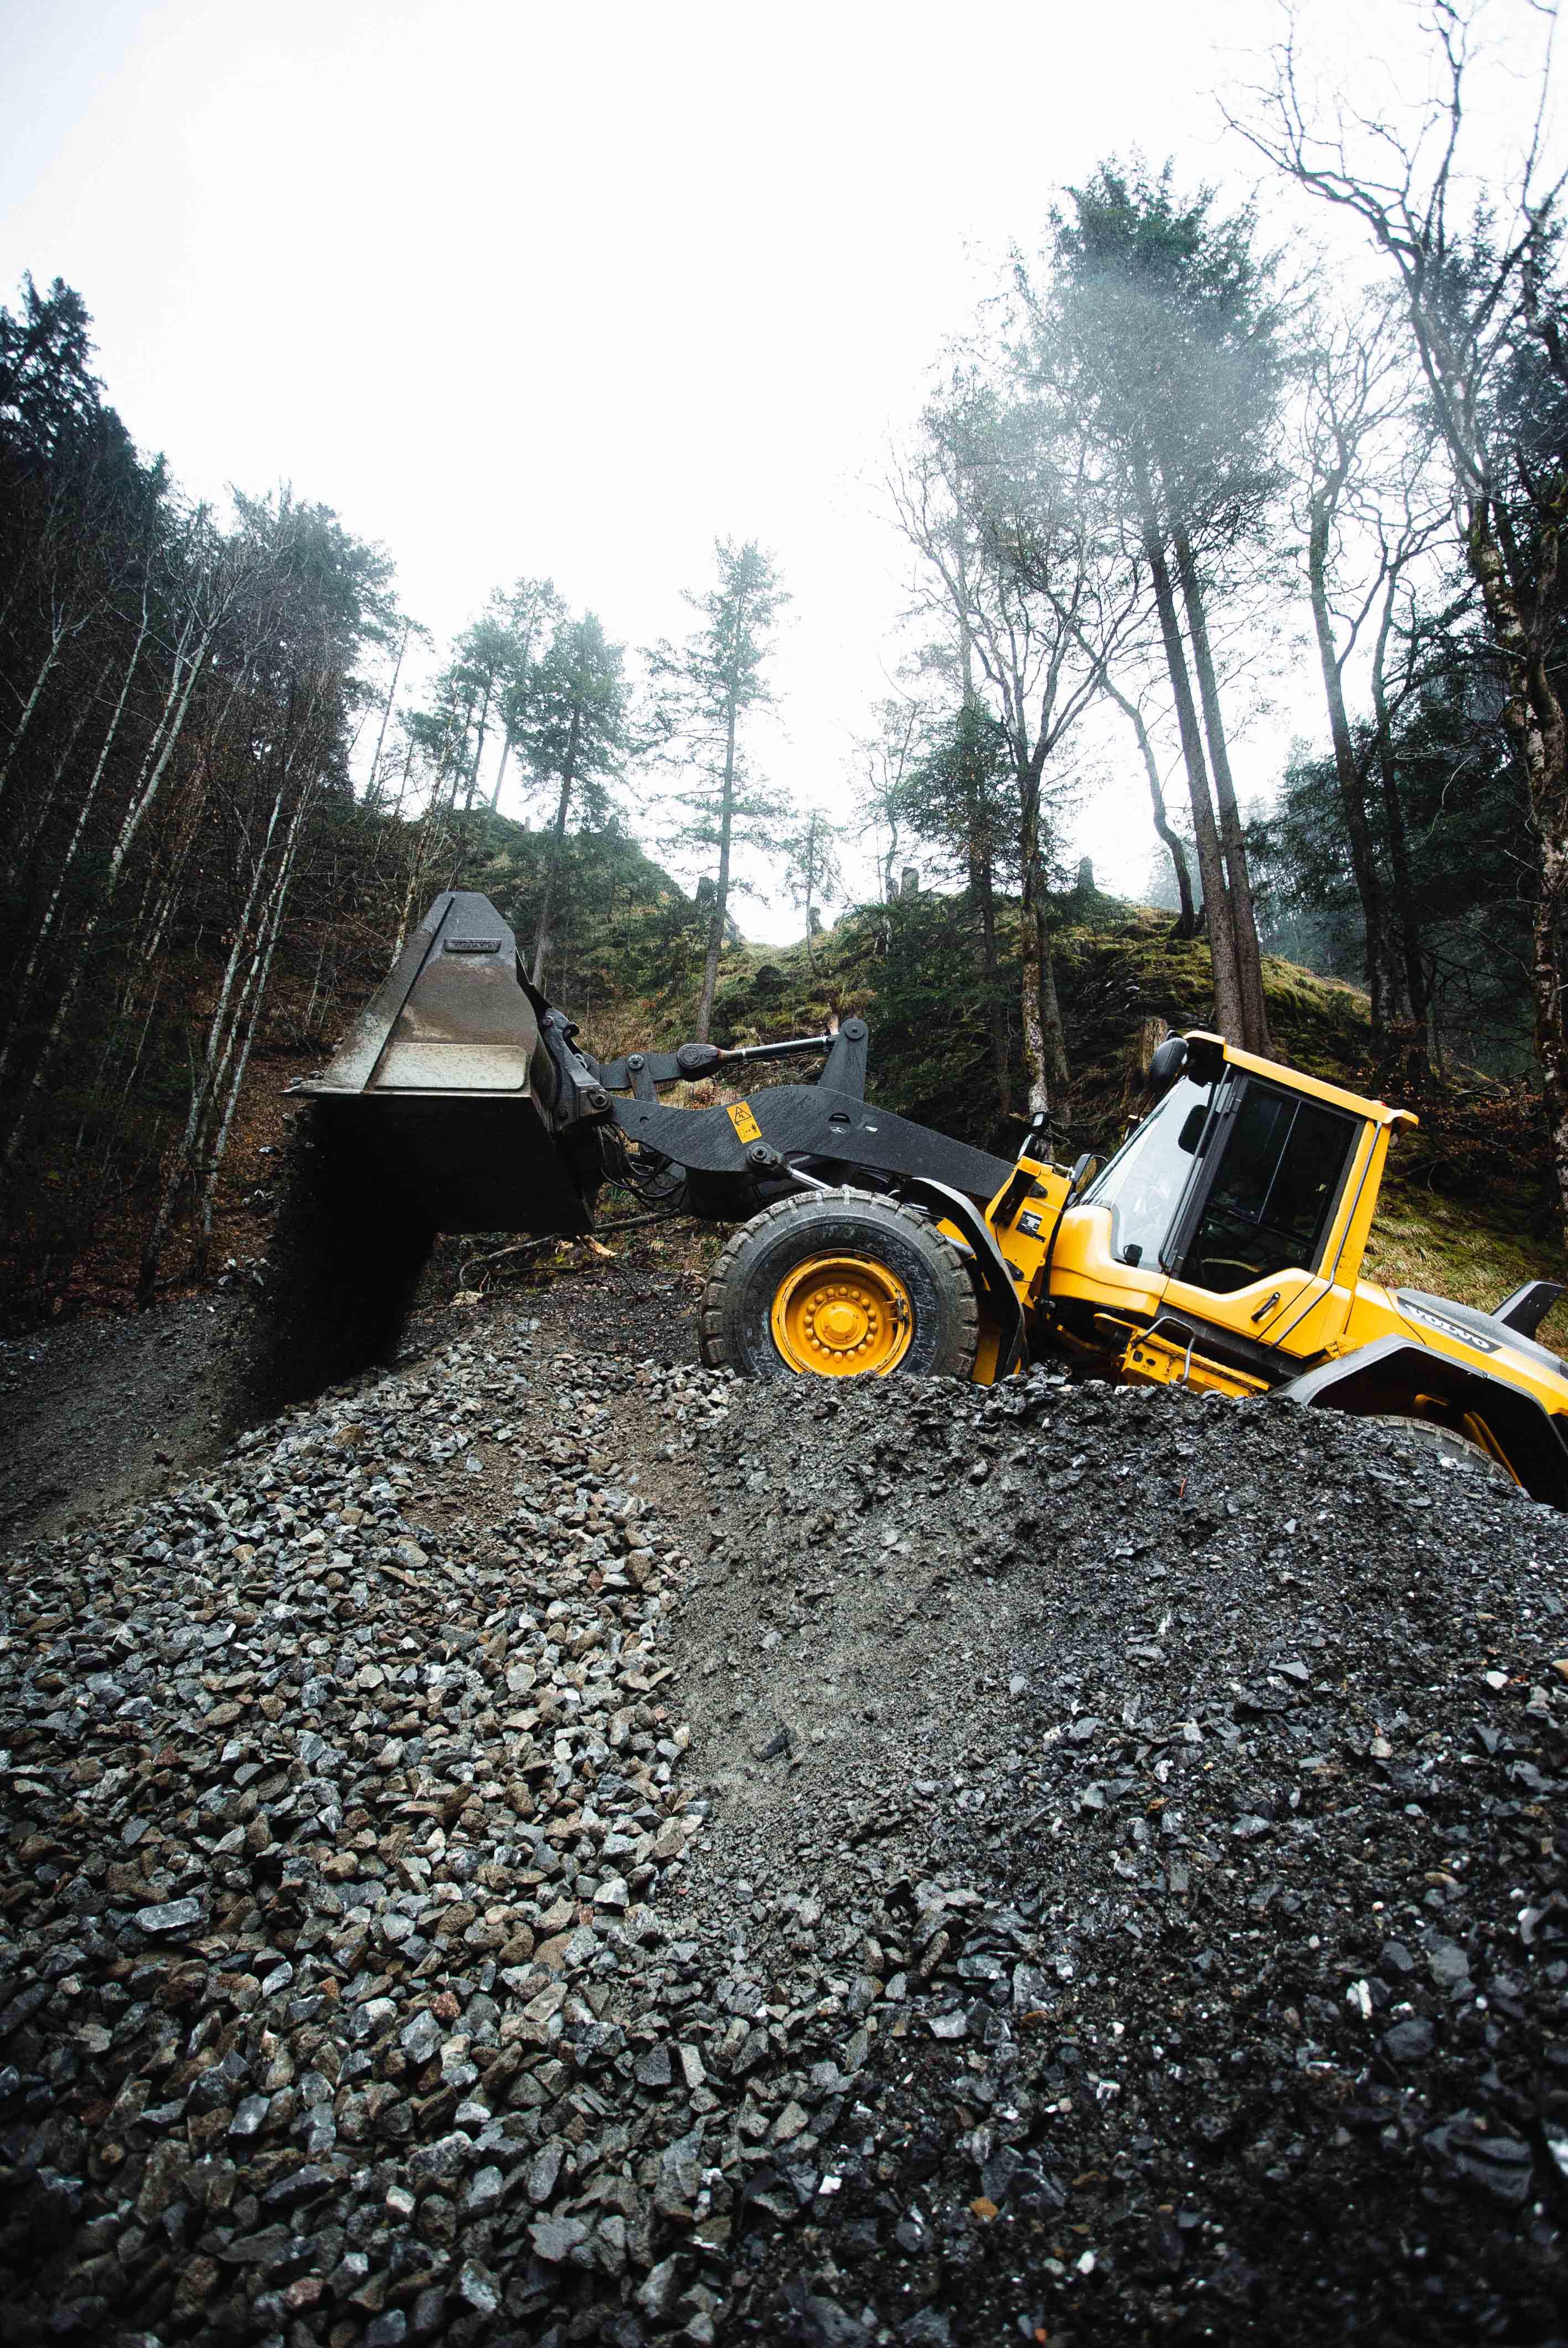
700 1188 979 1381
1370 1411 1500 1475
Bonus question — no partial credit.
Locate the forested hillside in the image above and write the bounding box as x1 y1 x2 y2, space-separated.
3 5 1567 1329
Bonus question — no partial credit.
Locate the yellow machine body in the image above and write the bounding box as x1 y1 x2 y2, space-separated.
962 1032 1568 1501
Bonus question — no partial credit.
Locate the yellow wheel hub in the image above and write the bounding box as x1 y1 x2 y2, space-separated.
770 1252 913 1377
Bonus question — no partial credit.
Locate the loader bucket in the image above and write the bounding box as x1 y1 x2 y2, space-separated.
291 889 591 1235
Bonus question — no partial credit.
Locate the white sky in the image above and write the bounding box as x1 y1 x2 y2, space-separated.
0 0 1551 939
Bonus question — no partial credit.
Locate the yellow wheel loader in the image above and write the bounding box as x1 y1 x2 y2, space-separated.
277 891 1568 1505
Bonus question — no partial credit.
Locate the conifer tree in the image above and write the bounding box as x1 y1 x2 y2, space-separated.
648 540 788 1041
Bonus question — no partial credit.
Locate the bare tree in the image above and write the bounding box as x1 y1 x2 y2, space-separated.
1232 0 1568 1216
1 503 238 1166
1032 159 1287 1051
854 695 923 913
1098 667 1198 932
890 372 1138 1130
1294 289 1451 1043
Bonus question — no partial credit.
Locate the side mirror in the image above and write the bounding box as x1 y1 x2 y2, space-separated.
1178 1105 1208 1155
1147 1036 1188 1093
1068 1150 1099 1195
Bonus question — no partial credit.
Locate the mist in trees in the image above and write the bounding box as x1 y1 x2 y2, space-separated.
1225 0 1568 1220
1041 162 1283 1055
871 9 1568 1199
879 160 1293 1139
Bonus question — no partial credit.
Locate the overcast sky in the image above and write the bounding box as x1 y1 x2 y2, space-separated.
0 0 1547 937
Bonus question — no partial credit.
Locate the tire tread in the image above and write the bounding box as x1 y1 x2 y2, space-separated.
700 1187 978 1378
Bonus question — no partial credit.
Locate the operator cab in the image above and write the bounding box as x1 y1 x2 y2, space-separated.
1069 1032 1381 1366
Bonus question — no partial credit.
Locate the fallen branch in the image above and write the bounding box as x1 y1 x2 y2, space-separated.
457 1213 673 1293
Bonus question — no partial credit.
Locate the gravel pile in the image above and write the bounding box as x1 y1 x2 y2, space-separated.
679 1373 1568 2344
2 1316 1566 2346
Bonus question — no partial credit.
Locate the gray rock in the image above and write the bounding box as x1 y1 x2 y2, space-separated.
408 2130 473 2184
636 2042 673 2088
636 2254 686 2318
400 2009 442 2065
134 1895 203 1937
802 2295 871 2346
1427 1936 1470 1989
527 2138 565 2205
1383 2016 1435 2063
457 2258 500 2314
261 2162 337 2211
529 2213 589 2263
464 2163 503 2214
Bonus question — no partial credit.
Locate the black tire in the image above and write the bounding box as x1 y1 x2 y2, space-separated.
700 1188 979 1381
242 1104 435 1414
1370 1411 1501 1475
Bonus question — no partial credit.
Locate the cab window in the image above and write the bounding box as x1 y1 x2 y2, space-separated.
1082 1072 1214 1268
1179 1084 1354 1294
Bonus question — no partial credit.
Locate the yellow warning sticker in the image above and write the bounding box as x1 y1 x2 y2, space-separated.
726 1101 762 1144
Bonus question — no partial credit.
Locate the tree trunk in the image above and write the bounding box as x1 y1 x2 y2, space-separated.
530 703 580 989
0 610 151 1086
1173 526 1271 1052
390 729 417 820
0 607 76 815
137 779 287 1300
1468 499 1568 1238
1143 529 1244 1039
694 699 738 1043
1369 586 1430 1036
463 678 492 813
972 844 1008 1131
958 745 1009 1129
12 651 112 867
1307 499 1410 1041
3 611 211 1165
367 621 409 803
1102 673 1196 934
1017 873 1070 1129
1015 751 1068 1130
488 730 513 812
190 786 313 1283
1037 903 1070 1092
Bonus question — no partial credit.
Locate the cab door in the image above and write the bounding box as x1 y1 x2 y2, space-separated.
1157 1077 1360 1366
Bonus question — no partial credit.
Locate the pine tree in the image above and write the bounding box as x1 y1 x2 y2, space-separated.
781 806 844 969
648 540 789 1041
514 613 628 989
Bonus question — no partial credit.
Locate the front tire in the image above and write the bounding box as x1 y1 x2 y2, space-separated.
700 1188 979 1381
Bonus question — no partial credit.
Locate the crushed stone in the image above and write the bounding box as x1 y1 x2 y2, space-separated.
0 1313 1565 2347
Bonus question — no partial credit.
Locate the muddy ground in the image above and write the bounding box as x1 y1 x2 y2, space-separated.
0 1235 701 1544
